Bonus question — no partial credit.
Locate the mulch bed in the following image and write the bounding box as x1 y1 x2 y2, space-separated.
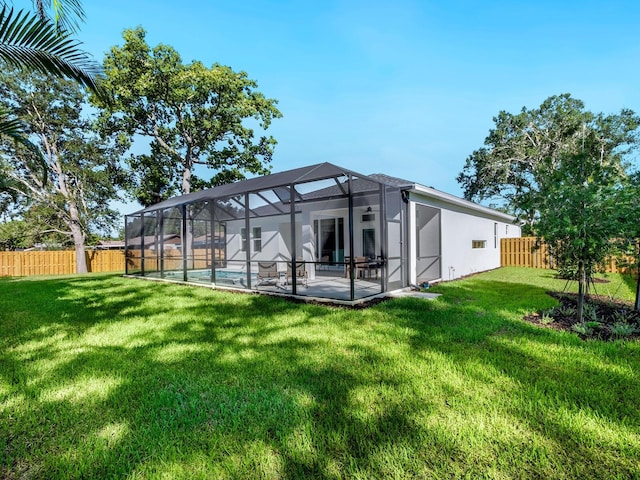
523 291 640 341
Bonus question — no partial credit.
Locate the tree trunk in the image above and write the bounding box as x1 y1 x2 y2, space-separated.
71 221 87 273
68 202 87 273
577 260 585 322
182 166 191 195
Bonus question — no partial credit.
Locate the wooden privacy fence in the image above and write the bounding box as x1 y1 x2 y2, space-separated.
0 250 125 277
2 240 633 277
501 237 552 269
501 237 635 274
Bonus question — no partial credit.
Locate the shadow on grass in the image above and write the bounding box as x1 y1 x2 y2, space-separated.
1 275 433 478
382 279 640 477
1 274 640 478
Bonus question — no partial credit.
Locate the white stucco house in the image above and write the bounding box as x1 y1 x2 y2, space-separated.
125 162 520 302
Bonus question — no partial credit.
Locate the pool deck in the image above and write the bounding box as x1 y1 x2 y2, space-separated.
123 273 440 306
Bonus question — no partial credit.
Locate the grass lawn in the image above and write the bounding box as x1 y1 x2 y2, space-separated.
1 267 639 479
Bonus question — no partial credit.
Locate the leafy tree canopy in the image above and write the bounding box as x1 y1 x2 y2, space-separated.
0 67 126 270
0 219 33 250
457 94 639 228
93 27 282 206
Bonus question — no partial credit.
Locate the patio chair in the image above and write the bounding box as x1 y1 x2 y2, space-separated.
257 261 279 286
317 255 330 271
286 259 308 287
345 256 367 279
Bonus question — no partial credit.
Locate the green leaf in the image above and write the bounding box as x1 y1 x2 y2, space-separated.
0 5 101 93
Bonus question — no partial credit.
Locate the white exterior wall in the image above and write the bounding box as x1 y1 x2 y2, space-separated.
223 221 244 265
222 199 383 279
224 214 301 270
409 193 520 283
439 208 518 280
216 187 520 285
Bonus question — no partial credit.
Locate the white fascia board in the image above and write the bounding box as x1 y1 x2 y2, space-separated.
407 184 517 223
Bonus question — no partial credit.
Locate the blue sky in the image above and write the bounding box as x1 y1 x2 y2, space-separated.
78 0 640 213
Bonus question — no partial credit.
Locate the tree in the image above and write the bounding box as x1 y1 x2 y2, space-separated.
93 27 282 205
125 144 180 207
0 206 73 250
0 68 126 272
459 94 640 321
534 146 626 320
457 94 639 229
0 219 34 250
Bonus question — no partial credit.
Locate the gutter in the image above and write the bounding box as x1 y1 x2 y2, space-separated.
405 184 517 223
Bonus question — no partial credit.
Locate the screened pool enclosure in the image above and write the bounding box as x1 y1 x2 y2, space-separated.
125 163 408 301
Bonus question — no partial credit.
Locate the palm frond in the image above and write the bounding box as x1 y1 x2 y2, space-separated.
33 0 86 34
0 6 101 92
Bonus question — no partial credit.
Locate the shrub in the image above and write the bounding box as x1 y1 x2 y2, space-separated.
610 321 638 339
572 322 593 336
582 303 600 322
571 321 602 336
612 309 637 324
541 311 555 325
553 304 576 317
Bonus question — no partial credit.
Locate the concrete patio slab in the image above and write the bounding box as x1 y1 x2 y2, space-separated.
385 290 441 300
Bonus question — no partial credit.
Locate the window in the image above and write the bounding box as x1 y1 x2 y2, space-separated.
240 228 247 252
494 223 498 248
472 240 486 249
314 217 344 263
505 225 509 235
252 227 262 252
241 227 262 252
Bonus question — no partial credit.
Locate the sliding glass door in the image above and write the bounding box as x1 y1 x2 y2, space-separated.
314 217 344 264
